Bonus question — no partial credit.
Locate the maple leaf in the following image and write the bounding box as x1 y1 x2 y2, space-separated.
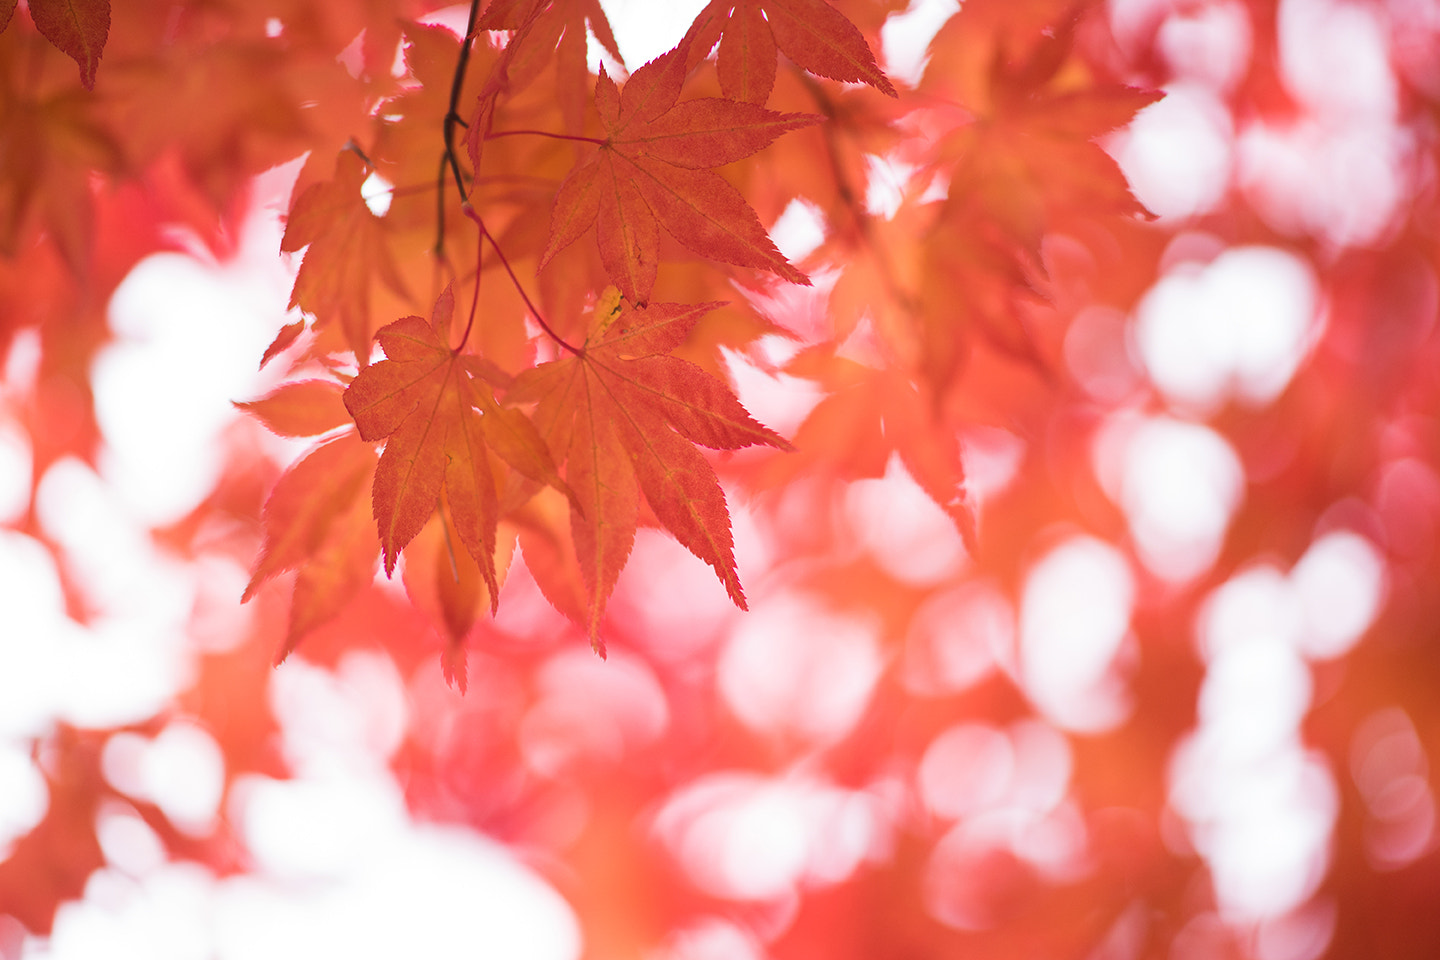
258 320 305 370
777 352 976 553
240 430 381 657
538 42 818 303
683 0 896 106
922 1 1161 257
235 379 352 438
510 298 792 650
343 286 569 597
374 23 494 197
1 0 111 90
282 150 410 363
404 504 518 692
0 64 122 272
477 0 624 135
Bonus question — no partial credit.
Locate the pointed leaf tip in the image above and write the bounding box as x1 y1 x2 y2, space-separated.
442 642 468 693
259 321 305 370
29 0 110 89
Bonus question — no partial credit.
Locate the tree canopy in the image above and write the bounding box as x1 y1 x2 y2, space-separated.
2 0 1440 957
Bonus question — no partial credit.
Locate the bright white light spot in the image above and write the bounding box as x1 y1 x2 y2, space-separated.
97 802 168 877
360 171 393 217
1134 246 1318 413
1279 0 1395 119
612 528 739 659
1238 117 1410 249
2 325 41 395
1238 0 1407 251
654 773 881 901
1291 531 1384 660
41 865 217 960
1197 565 1301 661
881 0 961 87
264 17 282 38
652 918 765 960
28 461 194 730
721 347 824 441
917 718 1073 823
863 154 915 219
1019 536 1135 732
719 591 882 742
599 0 708 67
1199 637 1312 764
0 530 67 738
770 198 826 263
1012 801 1089 881
1172 554 1366 921
919 724 1015 820
103 723 225 836
1171 736 1337 921
270 652 409 778
902 579 1012 696
38 828 582 960
0 739 47 858
1105 416 1245 581
960 426 1025 508
1115 84 1233 221
233 773 409 879
520 650 668 776
98 173 296 526
1157 1 1252 92
846 454 967 586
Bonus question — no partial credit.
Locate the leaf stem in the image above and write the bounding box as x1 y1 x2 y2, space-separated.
485 129 606 145
461 203 582 357
459 226 484 351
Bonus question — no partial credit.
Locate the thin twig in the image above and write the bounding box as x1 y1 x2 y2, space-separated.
461 204 582 357
443 0 483 203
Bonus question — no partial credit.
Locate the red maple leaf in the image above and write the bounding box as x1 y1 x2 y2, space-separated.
510 297 791 651
342 286 569 597
683 0 896 105
240 430 380 659
477 0 624 135
538 41 818 303
1 0 110 89
282 150 410 363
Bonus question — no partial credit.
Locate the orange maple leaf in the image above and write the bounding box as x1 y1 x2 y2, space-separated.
477 0 624 135
257 320 305 370
235 379 351 438
538 41 818 303
684 0 896 105
342 286 568 598
240 430 380 660
510 297 792 651
282 150 409 363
